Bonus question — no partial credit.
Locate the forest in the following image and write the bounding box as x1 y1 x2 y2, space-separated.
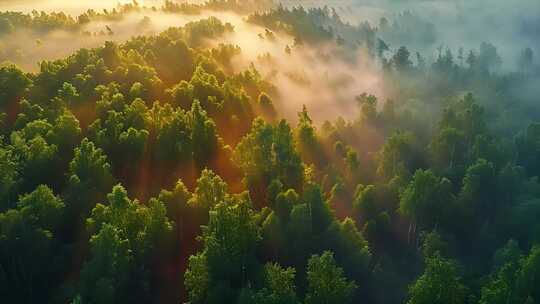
0 0 539 303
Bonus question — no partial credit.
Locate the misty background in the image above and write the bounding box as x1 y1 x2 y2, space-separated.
1 0 539 123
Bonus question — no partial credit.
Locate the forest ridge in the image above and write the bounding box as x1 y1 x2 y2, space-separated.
0 1 539 304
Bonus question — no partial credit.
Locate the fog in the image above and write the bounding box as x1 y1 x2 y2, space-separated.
283 0 540 69
0 11 203 70
0 0 538 122
0 0 167 14
0 1 385 122
209 12 383 122
3 0 539 67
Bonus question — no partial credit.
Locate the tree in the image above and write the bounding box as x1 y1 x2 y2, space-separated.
0 185 65 303
273 188 299 221
460 159 497 221
478 42 502 73
515 245 540 303
148 102 192 163
305 251 357 304
457 47 464 66
189 100 219 168
234 118 304 199
273 120 305 190
354 185 378 221
393 46 412 72
15 184 64 238
189 169 228 211
286 203 313 267
81 184 172 303
77 224 133 304
479 240 522 304
185 252 210 304
0 64 31 108
185 195 261 303
400 169 454 238
356 93 378 126
90 95 150 170
518 48 534 73
438 93 486 145
407 253 468 304
159 179 191 225
516 123 540 177
377 131 420 181
67 138 113 194
322 218 372 279
257 92 277 120
466 50 477 69
11 129 59 191
480 243 540 304
0 147 19 210
430 127 466 172
50 110 82 155
421 230 451 259
247 263 299 304
377 38 389 59
472 135 507 169
304 183 333 235
55 82 80 106
264 263 297 300
296 105 322 165
64 138 114 229
433 48 456 74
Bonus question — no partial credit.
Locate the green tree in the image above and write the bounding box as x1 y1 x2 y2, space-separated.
185 252 210 304
65 138 114 227
296 105 322 165
185 195 261 303
515 245 540 303
377 131 419 181
0 147 19 210
81 184 172 303
0 185 65 303
189 100 220 168
234 118 304 199
479 240 522 304
50 110 82 155
148 103 192 163
159 179 192 226
11 127 59 191
429 127 466 172
322 218 372 279
480 243 540 304
407 253 468 304
245 263 299 304
516 123 540 177
353 185 378 221
303 183 333 235
460 159 497 221
305 251 357 304
262 263 298 303
77 224 133 304
400 169 454 240
189 169 228 211
0 64 31 108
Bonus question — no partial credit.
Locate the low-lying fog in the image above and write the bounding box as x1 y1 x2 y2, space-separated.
1 0 538 122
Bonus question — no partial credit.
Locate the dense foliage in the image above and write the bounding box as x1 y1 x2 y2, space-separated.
0 1 539 304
